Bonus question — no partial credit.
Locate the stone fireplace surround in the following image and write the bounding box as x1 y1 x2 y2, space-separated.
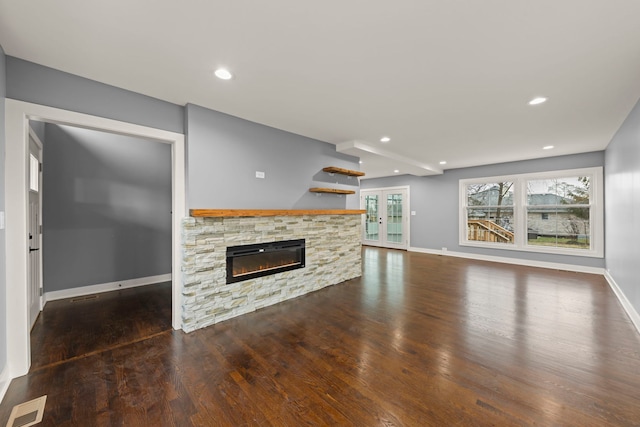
181 210 364 332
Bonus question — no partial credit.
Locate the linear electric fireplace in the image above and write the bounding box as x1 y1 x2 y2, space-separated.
226 239 305 284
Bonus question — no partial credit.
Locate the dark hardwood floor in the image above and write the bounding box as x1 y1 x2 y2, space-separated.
2 248 640 426
29 282 173 371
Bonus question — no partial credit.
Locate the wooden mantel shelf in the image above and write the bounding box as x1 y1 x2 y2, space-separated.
190 209 366 217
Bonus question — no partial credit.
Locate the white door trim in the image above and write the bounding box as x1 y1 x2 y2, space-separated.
5 99 186 378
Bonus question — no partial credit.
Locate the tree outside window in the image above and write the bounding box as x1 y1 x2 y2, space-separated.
526 176 590 249
466 181 514 244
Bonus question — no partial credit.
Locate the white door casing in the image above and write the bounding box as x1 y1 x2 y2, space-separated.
5 99 186 378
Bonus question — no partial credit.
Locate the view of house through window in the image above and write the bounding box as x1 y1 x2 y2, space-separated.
466 181 515 244
460 168 602 257
526 176 591 249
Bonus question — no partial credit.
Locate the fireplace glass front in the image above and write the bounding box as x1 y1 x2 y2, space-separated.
226 239 305 283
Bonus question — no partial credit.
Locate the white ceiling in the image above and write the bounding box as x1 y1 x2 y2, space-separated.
2 1 640 179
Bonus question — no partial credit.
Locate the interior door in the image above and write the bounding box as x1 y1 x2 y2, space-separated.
28 134 43 328
361 188 408 250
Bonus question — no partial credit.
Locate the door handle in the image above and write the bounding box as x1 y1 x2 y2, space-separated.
29 247 40 252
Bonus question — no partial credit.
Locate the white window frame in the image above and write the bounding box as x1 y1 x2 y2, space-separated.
459 167 603 258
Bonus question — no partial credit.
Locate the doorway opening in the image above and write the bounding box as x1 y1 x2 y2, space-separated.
5 100 186 378
360 187 409 250
26 121 175 367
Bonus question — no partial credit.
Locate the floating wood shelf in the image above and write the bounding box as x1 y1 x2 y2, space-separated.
311 167 362 196
322 167 365 177
309 187 356 195
190 209 366 217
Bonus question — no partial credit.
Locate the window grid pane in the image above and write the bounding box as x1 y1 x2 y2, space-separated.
386 194 402 243
364 195 379 240
527 207 590 249
525 176 592 250
527 177 590 205
466 182 514 207
466 182 514 245
29 154 39 192
467 207 514 244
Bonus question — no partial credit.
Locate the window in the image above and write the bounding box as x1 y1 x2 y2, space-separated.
29 153 39 192
526 176 591 250
460 167 603 257
465 181 515 245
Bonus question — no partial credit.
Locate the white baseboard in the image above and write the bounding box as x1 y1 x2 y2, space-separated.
0 364 10 405
604 270 640 335
44 273 172 303
408 246 605 275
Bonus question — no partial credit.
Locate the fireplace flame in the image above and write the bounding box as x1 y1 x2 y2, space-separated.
233 255 300 277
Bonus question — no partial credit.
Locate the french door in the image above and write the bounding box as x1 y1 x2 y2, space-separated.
361 187 408 250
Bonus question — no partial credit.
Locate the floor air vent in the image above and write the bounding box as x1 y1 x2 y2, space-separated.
70 294 99 303
6 395 46 427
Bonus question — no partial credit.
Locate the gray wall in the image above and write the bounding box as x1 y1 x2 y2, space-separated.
605 97 640 316
0 45 7 374
362 152 605 268
42 124 172 291
30 120 45 142
186 103 361 209
6 57 183 134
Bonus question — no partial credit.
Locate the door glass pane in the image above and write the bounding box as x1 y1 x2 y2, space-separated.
30 153 39 192
386 193 403 243
364 195 379 241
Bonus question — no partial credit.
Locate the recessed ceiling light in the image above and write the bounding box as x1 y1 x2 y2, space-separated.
214 68 233 80
359 160 363 164
439 161 447 165
528 97 547 105
543 145 554 150
380 136 391 143
393 169 400 173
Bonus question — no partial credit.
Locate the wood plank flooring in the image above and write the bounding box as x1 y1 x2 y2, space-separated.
2 248 640 426
29 282 173 371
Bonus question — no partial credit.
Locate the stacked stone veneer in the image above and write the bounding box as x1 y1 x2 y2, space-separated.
181 214 362 332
